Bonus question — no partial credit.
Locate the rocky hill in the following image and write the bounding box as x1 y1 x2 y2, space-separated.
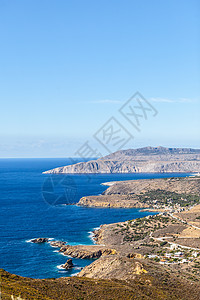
43 146 200 174
2 258 200 300
78 177 200 208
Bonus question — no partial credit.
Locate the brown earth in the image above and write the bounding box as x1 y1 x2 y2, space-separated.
103 177 200 196
174 204 200 227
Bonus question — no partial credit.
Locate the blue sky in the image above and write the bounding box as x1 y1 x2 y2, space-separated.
0 0 199 157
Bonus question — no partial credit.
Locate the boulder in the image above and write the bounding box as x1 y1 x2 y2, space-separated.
62 259 74 270
50 241 66 248
127 253 144 259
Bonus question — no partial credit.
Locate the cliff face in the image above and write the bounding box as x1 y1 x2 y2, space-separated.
59 245 117 259
78 194 149 208
43 146 200 174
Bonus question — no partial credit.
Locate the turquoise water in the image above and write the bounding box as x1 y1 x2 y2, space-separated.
0 158 191 278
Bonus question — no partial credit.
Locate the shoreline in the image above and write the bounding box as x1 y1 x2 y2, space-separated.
19 174 200 280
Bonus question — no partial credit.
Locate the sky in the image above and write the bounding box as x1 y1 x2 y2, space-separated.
0 0 199 157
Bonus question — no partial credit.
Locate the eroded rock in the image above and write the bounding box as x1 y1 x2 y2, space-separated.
59 245 117 259
77 255 147 280
50 241 66 248
30 238 48 243
62 259 74 270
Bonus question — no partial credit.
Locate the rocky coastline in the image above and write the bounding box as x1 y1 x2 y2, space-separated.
43 146 200 174
3 174 200 299
59 244 117 259
77 194 149 208
78 176 200 209
29 176 200 279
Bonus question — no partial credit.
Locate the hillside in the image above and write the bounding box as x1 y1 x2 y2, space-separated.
78 176 200 208
43 146 200 174
4 176 200 300
2 260 200 300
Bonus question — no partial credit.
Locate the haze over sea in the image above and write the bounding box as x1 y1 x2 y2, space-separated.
0 158 192 278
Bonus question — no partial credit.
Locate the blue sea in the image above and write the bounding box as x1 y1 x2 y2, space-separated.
0 158 192 278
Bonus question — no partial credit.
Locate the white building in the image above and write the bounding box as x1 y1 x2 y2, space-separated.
170 244 178 250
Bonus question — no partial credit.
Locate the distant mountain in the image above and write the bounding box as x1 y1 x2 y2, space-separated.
43 146 200 174
104 146 200 158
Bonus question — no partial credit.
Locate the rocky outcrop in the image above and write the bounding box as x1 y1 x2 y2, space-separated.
59 245 117 259
77 254 147 279
78 194 149 208
43 147 200 174
50 241 66 248
62 259 74 270
127 253 144 259
30 238 49 243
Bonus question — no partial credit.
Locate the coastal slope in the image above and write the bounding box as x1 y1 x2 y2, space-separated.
43 146 200 174
4 176 200 299
2 259 200 300
77 175 200 286
78 176 200 208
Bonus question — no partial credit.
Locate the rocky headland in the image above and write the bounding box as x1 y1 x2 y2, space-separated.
78 194 149 208
78 176 200 209
59 244 117 259
43 146 200 174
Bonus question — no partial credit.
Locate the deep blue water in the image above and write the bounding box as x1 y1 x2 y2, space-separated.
0 158 192 278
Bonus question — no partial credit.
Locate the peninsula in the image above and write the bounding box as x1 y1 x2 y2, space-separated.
78 176 200 209
43 146 200 174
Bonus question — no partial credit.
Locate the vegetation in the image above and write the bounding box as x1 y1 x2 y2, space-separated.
2 268 200 300
160 241 168 246
135 189 200 208
113 215 180 242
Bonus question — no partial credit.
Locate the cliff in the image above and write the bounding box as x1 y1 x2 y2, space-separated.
59 244 117 259
43 146 200 174
77 194 149 208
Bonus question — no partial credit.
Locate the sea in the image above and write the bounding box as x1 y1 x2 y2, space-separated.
0 158 192 279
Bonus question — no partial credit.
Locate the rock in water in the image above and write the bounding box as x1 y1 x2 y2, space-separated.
30 238 49 243
50 241 66 248
62 259 74 270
